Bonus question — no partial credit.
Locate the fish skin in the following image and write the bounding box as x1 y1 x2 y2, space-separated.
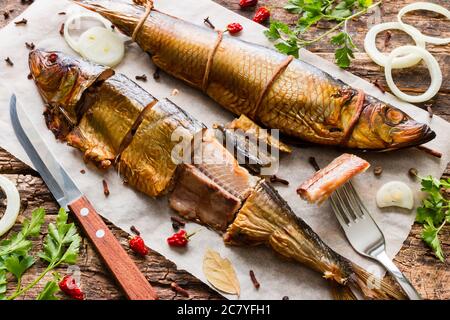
30 49 404 299
224 180 354 284
67 73 157 168
73 0 436 151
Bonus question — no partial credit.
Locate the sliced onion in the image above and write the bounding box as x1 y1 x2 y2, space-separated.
385 45 442 103
64 14 125 67
64 13 112 53
364 22 426 68
0 175 21 237
398 2 450 45
78 27 125 67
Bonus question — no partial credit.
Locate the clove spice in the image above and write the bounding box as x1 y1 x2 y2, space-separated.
249 270 260 289
171 282 189 298
14 18 28 26
5 57 14 66
416 145 442 159
269 175 289 185
58 12 66 15
25 42 35 50
308 156 320 171
203 16 215 29
135 74 148 82
59 23 65 36
408 167 418 179
171 216 186 227
130 225 141 236
3 11 9 20
383 30 391 49
102 179 110 196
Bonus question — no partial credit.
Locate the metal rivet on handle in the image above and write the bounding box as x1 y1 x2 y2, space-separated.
96 229 105 238
80 208 89 216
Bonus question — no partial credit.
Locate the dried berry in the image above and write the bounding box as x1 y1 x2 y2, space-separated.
14 18 28 25
373 166 383 176
227 22 243 35
129 235 149 256
239 0 258 8
59 275 84 300
253 7 270 24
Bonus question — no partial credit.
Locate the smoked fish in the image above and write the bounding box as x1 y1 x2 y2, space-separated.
74 0 435 151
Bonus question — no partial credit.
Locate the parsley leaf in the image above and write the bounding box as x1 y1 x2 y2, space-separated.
416 175 449 262
265 0 380 68
0 270 7 300
331 31 355 68
422 223 444 262
264 21 300 57
0 208 45 257
39 208 81 267
36 273 60 300
4 255 35 280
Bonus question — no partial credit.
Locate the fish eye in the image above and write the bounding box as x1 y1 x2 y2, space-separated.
385 108 404 125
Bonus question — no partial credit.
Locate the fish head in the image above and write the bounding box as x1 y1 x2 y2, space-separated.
29 49 113 122
348 98 435 150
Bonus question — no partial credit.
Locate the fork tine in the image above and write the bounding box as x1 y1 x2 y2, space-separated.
333 187 357 222
330 194 350 226
341 183 364 219
347 182 369 218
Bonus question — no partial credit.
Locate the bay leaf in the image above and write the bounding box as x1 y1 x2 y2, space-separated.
202 248 240 296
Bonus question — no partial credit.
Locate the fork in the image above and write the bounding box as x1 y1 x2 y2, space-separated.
330 182 422 300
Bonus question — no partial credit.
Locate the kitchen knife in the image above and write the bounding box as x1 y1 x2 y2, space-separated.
10 94 158 300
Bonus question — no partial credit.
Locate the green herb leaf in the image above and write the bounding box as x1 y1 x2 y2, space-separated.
4 255 35 280
0 208 45 257
0 270 7 298
38 208 81 267
284 0 305 14
331 31 355 68
422 223 445 262
416 176 449 262
36 278 60 300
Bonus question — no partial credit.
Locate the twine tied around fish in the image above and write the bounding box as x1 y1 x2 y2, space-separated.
132 0 154 42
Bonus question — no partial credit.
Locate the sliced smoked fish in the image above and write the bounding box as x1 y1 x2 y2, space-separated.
169 164 242 231
297 154 370 204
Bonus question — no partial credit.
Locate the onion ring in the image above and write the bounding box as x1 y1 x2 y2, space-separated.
364 22 426 68
0 175 21 237
385 45 442 103
398 2 450 45
64 13 112 53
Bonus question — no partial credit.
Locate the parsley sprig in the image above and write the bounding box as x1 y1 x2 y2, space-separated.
416 175 450 262
264 0 381 68
0 208 81 300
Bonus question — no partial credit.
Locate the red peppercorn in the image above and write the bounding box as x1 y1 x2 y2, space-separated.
48 53 58 63
129 235 149 256
253 7 270 24
227 22 243 35
239 0 258 8
59 275 84 300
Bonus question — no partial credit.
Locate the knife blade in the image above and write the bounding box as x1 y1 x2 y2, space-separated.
10 95 158 300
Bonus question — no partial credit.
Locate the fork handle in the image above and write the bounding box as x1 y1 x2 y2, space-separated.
375 251 421 300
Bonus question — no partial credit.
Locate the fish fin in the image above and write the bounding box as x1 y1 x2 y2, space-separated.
330 283 357 300
350 263 406 300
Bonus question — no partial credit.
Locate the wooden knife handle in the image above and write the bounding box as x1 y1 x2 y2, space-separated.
69 196 158 300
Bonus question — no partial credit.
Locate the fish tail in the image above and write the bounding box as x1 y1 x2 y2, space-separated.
330 283 357 300
350 263 406 300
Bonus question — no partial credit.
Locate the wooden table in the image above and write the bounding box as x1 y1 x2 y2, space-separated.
1 0 448 300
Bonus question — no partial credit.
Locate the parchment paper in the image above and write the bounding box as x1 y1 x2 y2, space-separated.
0 0 449 300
